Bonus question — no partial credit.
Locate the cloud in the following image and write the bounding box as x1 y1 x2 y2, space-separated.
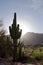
31 0 43 10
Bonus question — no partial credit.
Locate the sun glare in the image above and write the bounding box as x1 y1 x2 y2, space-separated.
17 21 33 36
19 23 29 36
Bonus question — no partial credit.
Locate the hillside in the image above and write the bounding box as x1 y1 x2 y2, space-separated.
21 32 43 46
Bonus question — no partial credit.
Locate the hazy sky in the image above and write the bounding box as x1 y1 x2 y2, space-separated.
0 0 43 35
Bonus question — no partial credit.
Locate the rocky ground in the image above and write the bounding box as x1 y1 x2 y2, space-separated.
0 58 40 65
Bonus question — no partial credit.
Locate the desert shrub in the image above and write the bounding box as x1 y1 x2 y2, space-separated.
0 34 13 58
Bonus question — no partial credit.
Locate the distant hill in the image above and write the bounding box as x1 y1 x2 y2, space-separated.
21 32 43 46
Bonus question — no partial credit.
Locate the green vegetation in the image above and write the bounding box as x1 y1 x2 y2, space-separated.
15 46 43 62
22 46 43 61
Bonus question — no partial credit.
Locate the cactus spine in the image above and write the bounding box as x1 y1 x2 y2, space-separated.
9 13 22 61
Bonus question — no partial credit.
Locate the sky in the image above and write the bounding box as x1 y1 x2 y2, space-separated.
0 0 43 36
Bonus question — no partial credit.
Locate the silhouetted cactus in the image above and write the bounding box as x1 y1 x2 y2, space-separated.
9 13 22 61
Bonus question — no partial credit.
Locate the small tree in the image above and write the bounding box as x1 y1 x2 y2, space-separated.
9 13 22 61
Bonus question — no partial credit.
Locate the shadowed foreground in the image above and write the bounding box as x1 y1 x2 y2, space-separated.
0 58 40 65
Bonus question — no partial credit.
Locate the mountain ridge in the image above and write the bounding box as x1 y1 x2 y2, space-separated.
21 32 43 46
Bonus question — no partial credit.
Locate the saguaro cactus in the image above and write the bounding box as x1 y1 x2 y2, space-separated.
9 13 22 61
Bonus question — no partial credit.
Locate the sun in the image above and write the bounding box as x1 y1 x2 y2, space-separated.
17 19 33 36
17 21 32 36
19 23 29 36
18 21 33 36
